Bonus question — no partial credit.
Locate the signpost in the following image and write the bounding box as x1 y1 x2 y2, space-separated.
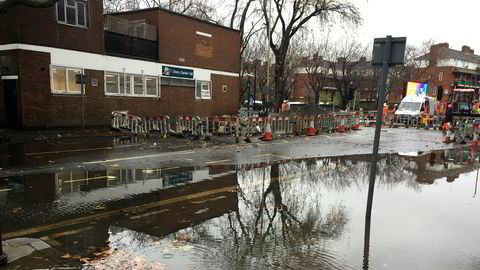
364 36 406 270
76 74 88 131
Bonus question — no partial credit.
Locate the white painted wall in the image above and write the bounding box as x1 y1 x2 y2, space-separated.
0 43 239 80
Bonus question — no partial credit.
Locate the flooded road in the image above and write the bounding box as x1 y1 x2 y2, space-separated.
1 146 480 269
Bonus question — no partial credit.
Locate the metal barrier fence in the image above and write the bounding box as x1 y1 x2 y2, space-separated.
111 111 418 139
175 116 203 136
143 116 170 134
111 111 145 134
204 116 239 136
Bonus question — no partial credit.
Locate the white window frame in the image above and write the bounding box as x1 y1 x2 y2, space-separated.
145 76 159 97
196 80 212 100
104 72 160 98
56 0 88 28
132 75 145 96
50 66 84 95
105 72 121 95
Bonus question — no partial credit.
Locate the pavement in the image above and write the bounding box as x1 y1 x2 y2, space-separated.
0 126 460 269
1 238 80 269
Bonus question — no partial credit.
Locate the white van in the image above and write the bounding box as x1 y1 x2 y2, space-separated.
394 95 436 126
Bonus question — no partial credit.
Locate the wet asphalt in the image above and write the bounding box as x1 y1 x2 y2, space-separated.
2 127 478 270
0 128 453 178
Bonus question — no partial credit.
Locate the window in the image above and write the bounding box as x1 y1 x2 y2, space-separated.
145 77 158 96
105 73 120 94
56 0 88 27
196 80 211 99
51 66 83 94
105 72 159 98
439 72 443 82
133 75 144 95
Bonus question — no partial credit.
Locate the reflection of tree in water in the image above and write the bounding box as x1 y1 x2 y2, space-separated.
194 163 349 269
280 155 421 192
192 155 427 269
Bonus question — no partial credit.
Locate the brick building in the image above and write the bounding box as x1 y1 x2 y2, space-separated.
0 2 240 128
389 43 480 104
291 57 378 110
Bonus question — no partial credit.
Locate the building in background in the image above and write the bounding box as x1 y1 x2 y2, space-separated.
291 57 378 110
389 43 480 106
0 1 240 128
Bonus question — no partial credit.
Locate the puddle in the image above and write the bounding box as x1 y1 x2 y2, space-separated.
1 147 480 269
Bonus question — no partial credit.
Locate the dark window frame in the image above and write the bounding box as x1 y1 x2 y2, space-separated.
56 0 88 28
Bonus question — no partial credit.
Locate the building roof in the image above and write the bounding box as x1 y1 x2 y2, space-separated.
453 67 480 75
106 7 240 33
417 47 480 63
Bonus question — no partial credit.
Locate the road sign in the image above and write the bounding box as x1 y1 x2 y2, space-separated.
372 37 406 66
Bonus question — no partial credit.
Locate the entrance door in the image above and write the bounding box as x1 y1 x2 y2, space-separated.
3 79 18 127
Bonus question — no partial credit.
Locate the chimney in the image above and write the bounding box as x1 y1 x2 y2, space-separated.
430 42 449 52
462 45 474 54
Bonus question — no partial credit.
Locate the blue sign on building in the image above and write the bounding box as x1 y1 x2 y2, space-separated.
162 66 194 79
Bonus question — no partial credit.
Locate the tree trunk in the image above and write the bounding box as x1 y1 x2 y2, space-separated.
315 92 320 105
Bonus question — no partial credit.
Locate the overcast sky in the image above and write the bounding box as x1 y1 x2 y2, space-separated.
355 0 479 52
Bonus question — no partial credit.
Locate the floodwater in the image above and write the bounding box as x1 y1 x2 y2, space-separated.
1 147 480 269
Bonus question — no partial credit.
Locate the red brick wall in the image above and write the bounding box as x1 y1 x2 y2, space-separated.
211 74 240 116
291 74 311 101
113 9 241 74
0 2 104 54
0 7 18 44
16 50 239 127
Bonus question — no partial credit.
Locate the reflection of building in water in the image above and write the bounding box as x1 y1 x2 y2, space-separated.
56 167 209 195
401 148 479 184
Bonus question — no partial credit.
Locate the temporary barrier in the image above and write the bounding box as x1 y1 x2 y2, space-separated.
352 112 361 130
307 117 316 136
143 116 170 134
270 116 292 134
336 115 347 133
175 116 203 136
246 117 267 136
111 111 145 135
204 116 239 136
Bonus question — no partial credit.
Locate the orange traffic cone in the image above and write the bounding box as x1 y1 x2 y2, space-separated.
264 121 273 141
443 123 453 143
307 118 316 136
472 133 479 147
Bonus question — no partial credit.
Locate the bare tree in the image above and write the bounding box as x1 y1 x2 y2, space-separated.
104 0 222 23
261 0 361 110
303 41 330 104
0 0 60 13
328 39 370 109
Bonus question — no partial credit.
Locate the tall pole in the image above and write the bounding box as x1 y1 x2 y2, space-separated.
366 36 391 219
81 84 85 132
0 222 7 265
363 38 391 270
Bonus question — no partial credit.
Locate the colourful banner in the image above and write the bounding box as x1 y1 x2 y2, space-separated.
406 82 428 97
